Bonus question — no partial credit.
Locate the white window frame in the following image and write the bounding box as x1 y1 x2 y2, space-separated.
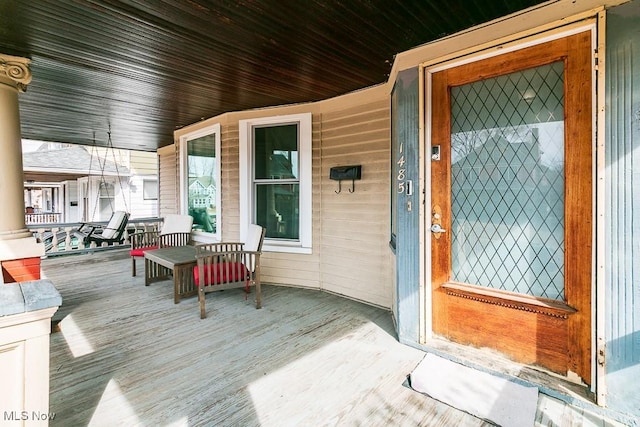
179 123 222 242
239 113 312 254
143 179 158 200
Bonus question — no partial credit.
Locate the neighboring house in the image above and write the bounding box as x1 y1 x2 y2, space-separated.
158 1 640 421
188 177 215 209
187 176 216 233
22 142 158 223
128 150 160 220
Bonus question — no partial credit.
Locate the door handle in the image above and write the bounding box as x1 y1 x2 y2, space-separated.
430 223 446 233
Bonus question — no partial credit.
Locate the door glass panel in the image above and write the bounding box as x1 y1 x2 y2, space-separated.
450 61 565 300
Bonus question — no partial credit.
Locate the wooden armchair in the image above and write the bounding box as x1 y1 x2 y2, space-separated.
193 224 266 319
129 214 193 276
74 211 130 247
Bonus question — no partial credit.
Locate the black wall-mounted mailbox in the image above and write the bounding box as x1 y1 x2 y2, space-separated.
330 165 362 181
330 165 362 193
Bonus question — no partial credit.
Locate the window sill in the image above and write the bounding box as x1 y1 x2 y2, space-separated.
191 231 220 244
263 244 312 255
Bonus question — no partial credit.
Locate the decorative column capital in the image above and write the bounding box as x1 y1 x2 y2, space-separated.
0 54 32 92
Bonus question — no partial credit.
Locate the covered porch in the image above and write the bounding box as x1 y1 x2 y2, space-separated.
1 0 639 424
43 250 624 426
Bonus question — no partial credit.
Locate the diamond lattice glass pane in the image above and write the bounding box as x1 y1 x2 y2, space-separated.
450 61 565 301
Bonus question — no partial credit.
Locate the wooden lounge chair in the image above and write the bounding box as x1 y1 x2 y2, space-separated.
193 224 265 319
74 211 130 247
129 214 193 276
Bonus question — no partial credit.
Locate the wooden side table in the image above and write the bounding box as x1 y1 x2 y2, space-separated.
144 246 197 303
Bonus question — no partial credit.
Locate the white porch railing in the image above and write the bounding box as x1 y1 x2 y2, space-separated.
25 212 62 224
28 217 163 256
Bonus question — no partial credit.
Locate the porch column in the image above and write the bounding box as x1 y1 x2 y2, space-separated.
0 54 44 282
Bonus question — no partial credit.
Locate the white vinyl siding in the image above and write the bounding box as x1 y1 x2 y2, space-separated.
158 145 178 216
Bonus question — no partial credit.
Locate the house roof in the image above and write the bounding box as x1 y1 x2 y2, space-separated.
22 145 130 182
188 176 215 188
0 0 547 152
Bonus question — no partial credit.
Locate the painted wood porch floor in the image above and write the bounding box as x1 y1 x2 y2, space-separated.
42 251 626 427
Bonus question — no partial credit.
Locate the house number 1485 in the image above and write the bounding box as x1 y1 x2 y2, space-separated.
397 142 406 193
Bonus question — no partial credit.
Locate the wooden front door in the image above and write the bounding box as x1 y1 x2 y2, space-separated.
429 31 593 384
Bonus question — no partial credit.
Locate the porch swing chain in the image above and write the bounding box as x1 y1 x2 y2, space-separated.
107 128 129 214
88 132 109 221
88 128 129 221
91 137 110 220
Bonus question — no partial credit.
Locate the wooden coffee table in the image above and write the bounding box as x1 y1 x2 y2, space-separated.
144 245 198 303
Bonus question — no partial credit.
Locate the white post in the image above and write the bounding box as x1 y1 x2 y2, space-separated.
0 54 32 240
0 54 45 279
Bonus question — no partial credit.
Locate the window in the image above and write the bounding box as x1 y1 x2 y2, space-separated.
98 181 115 220
143 179 158 200
180 123 221 241
240 113 312 253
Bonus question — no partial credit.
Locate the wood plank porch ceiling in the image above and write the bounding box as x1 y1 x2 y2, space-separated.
1 0 545 152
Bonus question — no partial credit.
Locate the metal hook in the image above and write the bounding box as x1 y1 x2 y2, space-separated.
335 180 356 193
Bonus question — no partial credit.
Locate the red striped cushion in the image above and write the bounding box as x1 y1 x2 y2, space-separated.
193 262 249 286
129 245 159 257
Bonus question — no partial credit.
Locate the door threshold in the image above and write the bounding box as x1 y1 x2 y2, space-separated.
415 336 596 407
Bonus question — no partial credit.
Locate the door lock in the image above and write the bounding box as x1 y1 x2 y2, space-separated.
430 223 446 233
431 204 445 239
